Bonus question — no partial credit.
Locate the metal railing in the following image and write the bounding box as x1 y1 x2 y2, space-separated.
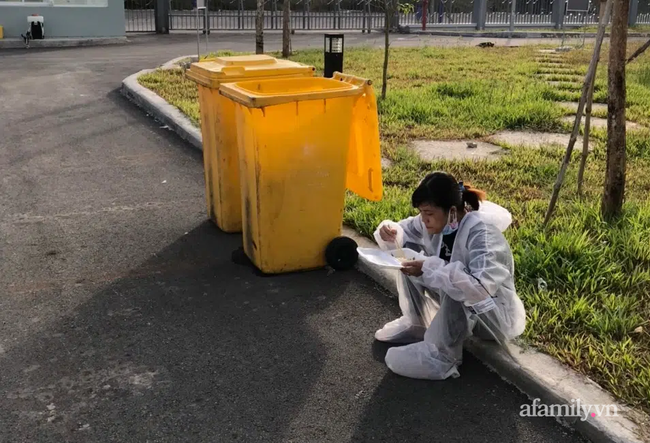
125 0 157 31
400 0 475 26
485 0 554 25
125 0 650 33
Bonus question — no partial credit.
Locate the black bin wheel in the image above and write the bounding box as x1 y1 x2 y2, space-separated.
325 236 358 271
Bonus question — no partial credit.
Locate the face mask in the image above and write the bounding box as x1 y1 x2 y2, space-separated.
441 209 459 236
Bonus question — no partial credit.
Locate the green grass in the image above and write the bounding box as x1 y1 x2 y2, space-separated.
139 44 650 412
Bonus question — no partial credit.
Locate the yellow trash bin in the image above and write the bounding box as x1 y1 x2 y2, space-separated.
185 55 315 233
219 73 383 274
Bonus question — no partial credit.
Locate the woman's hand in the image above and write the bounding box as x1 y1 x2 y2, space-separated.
401 260 424 277
379 225 398 243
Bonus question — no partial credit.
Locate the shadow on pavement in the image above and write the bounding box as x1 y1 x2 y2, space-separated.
352 345 583 443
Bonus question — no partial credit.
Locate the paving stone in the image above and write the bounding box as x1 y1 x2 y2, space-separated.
561 115 643 130
537 66 583 73
536 59 565 65
411 140 506 162
381 157 393 168
487 131 593 150
547 81 582 89
537 72 584 83
558 101 607 113
537 73 584 81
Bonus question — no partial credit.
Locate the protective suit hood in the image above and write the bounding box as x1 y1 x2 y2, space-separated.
473 200 512 233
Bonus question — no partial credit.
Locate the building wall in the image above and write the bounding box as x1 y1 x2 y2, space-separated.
0 0 125 38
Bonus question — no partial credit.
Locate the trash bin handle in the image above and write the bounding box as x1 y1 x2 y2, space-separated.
332 72 372 88
221 66 247 76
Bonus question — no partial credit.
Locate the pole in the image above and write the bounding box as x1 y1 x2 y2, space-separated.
509 0 516 36
422 0 428 30
196 6 201 60
205 7 209 54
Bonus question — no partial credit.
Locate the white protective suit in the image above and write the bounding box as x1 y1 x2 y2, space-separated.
373 201 526 380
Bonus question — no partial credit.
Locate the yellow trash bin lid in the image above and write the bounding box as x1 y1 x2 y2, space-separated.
185 54 315 88
220 73 383 202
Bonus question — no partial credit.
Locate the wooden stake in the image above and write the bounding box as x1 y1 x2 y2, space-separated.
627 38 650 64
543 0 613 227
577 68 597 197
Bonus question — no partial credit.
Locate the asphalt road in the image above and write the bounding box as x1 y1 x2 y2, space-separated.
0 34 590 442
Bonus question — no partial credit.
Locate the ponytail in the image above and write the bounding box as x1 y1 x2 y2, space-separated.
460 182 486 211
411 172 486 213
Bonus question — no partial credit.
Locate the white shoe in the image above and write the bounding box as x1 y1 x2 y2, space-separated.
384 341 460 380
375 316 426 344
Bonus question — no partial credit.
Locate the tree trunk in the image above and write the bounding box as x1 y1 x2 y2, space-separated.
381 1 391 99
282 0 291 58
602 0 630 220
256 0 264 54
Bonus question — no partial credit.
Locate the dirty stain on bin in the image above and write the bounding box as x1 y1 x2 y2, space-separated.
220 74 383 274
185 55 315 233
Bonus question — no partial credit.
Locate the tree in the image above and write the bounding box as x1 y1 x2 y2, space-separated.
602 0 630 220
282 0 291 58
381 0 404 99
381 1 392 100
256 0 264 54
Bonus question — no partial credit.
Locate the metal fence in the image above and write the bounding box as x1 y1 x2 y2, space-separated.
125 0 156 31
125 0 650 32
637 0 650 24
485 0 554 26
164 9 388 30
399 0 474 27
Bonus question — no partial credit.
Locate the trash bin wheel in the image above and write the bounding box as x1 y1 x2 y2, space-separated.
325 236 358 271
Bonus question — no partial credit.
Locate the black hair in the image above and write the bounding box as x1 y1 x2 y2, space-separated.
411 171 486 212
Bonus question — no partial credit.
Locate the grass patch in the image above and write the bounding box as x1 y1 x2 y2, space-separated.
139 44 650 412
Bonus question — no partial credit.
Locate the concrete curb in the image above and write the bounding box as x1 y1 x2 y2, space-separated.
160 54 199 70
0 36 128 49
122 59 650 443
121 68 203 151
